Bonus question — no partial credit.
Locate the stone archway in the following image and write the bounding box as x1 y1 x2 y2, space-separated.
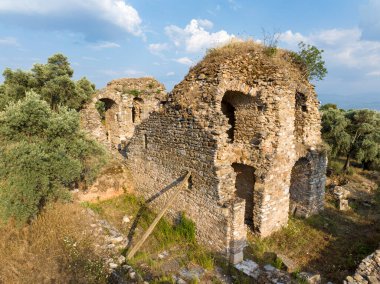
97 98 120 147
132 97 144 124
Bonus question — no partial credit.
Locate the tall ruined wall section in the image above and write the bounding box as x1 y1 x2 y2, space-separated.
126 110 236 254
125 41 327 262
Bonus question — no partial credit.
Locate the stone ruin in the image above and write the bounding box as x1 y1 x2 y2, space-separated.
80 77 166 152
81 41 327 264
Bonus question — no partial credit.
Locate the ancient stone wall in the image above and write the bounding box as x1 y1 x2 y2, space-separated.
80 77 166 150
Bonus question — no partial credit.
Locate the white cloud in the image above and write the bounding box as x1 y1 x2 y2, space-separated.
165 19 235 53
0 0 143 37
366 70 380 77
278 30 307 46
279 28 380 69
0 37 19 46
90 41 121 49
166 71 175 76
175 57 194 65
148 43 169 54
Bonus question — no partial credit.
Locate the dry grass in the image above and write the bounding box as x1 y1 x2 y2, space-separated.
0 202 107 284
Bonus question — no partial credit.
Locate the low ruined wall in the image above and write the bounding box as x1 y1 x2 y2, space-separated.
345 249 380 284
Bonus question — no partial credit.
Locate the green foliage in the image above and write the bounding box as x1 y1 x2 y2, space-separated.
321 106 380 171
176 212 197 243
291 41 327 81
0 93 106 223
95 100 106 122
128 89 141 97
1 54 95 111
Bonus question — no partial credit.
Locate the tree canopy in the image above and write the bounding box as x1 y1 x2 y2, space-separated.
0 92 106 223
0 54 95 111
291 41 328 81
321 105 380 171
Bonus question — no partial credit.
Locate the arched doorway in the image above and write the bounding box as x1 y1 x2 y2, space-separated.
132 97 144 123
96 98 119 147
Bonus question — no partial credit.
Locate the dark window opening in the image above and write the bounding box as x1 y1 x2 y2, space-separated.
221 98 236 142
143 134 148 149
296 92 307 112
132 107 136 123
233 163 255 226
294 92 307 140
188 175 193 190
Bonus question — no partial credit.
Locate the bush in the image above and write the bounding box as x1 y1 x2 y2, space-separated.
0 93 106 223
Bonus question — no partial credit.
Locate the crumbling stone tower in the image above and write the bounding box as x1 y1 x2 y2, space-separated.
82 41 327 264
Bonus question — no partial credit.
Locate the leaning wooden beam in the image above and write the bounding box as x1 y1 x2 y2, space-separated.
126 171 191 260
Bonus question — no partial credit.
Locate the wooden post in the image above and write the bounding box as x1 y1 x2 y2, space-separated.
126 171 190 260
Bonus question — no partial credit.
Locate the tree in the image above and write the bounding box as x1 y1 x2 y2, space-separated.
0 92 106 223
0 54 95 111
321 106 380 171
291 41 327 81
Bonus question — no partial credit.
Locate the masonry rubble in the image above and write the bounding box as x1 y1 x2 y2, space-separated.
345 249 380 284
81 41 327 264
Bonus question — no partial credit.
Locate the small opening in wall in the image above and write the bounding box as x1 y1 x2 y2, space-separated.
221 98 236 142
132 97 144 124
132 107 136 123
296 92 308 113
257 104 267 112
143 134 148 149
187 175 193 190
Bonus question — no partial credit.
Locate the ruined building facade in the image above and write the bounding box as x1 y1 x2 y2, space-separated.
81 78 166 151
81 42 327 264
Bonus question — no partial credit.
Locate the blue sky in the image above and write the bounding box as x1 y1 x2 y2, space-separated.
0 0 379 110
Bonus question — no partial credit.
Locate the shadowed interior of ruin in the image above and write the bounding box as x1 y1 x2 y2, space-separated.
221 96 236 142
294 92 308 140
99 98 118 140
233 163 255 226
289 157 311 216
132 97 143 124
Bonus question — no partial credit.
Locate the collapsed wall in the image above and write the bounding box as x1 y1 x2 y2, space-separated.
125 41 327 263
